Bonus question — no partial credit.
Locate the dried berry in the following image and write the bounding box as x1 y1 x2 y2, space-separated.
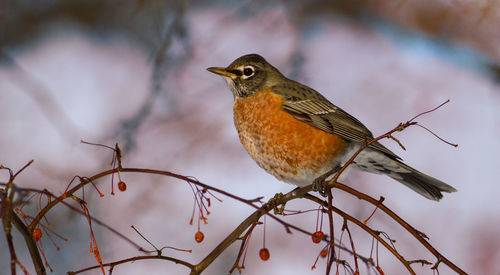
33 228 42 242
312 231 324 244
118 181 127 192
195 231 204 243
259 248 270 261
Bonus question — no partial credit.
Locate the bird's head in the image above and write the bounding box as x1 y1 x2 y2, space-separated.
207 54 284 98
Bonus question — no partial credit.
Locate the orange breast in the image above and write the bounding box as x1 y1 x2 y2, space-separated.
233 89 346 186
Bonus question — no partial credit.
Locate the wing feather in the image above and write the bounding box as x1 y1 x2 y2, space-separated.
273 81 400 159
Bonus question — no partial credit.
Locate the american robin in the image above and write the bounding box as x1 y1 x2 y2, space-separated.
207 54 456 200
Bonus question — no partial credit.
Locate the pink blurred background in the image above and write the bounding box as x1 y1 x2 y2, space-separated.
1 1 500 274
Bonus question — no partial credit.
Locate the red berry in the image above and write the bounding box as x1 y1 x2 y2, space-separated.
195 231 204 243
33 228 42 242
320 249 328 257
118 181 127 192
312 231 324 244
259 248 270 261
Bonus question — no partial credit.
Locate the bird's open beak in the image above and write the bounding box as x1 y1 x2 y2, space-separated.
207 67 237 79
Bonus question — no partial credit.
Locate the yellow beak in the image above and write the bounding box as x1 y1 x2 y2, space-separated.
207 67 237 79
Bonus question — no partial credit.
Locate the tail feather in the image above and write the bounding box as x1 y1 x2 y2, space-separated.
390 161 457 201
348 146 457 201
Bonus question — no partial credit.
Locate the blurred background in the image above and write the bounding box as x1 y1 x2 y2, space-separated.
1 0 500 274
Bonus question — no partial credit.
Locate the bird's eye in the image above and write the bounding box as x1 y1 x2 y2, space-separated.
243 67 254 77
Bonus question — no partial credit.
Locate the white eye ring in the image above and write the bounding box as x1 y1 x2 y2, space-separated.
242 66 255 79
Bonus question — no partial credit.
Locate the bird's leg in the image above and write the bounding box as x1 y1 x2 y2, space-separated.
312 165 341 197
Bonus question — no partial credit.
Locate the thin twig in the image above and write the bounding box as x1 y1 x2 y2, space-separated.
408 100 450 122
415 124 458 147
330 182 466 275
67 255 194 275
228 221 259 273
304 194 415 275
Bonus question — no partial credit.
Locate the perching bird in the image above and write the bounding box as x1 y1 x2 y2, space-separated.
207 54 456 200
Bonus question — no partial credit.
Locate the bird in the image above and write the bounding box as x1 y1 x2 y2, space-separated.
207 54 456 201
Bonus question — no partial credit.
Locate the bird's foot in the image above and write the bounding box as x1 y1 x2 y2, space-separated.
312 166 340 197
268 192 287 215
312 175 330 197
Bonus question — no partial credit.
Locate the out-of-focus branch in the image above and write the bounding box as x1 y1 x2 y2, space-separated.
0 51 81 143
